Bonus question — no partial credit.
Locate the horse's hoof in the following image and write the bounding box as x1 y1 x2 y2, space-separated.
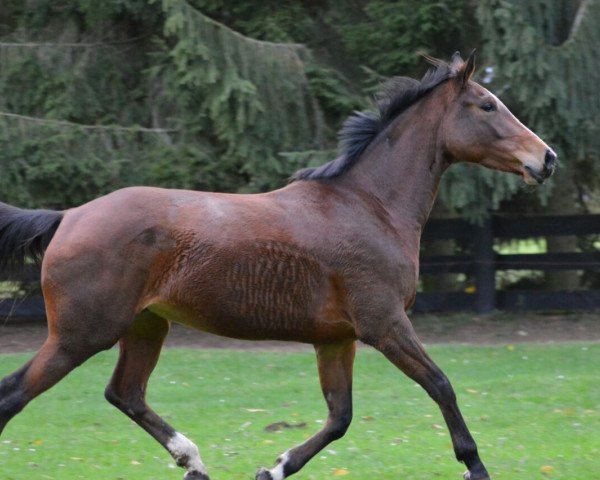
184 471 210 480
256 467 274 480
463 470 491 480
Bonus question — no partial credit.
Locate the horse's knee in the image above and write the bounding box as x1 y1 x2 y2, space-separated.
327 407 352 441
427 372 456 405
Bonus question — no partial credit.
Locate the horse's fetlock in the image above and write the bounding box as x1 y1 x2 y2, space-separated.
456 442 479 464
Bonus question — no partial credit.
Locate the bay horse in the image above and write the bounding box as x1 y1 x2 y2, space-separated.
0 51 555 480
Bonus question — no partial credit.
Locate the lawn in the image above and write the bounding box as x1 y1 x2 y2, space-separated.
0 343 598 479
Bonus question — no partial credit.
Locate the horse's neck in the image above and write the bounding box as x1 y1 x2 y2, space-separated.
344 103 448 236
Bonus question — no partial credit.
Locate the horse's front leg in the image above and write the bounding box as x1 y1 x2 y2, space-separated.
256 340 355 480
362 310 490 480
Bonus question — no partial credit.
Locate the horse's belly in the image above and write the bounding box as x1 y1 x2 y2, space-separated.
147 300 354 343
146 240 356 342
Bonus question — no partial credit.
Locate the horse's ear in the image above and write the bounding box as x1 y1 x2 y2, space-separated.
460 49 476 88
450 51 464 71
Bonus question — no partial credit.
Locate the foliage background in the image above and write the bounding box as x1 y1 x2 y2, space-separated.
1 0 598 212
0 0 598 291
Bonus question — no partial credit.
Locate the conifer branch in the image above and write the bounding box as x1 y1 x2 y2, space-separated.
0 34 149 49
568 0 591 42
0 111 178 133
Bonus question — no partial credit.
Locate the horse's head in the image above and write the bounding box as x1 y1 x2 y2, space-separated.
441 51 556 185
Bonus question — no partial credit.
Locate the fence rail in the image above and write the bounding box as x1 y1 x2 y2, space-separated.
1 214 599 319
416 214 600 313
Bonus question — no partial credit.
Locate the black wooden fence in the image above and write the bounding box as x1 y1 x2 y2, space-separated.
415 214 600 313
1 214 599 319
0 265 43 318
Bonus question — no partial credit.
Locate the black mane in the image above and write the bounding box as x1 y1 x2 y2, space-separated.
292 58 456 182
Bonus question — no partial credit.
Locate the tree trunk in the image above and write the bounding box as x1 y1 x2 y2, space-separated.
545 175 581 290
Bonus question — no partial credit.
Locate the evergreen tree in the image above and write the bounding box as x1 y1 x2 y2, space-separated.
1 0 488 210
477 0 600 206
477 0 600 289
159 0 327 192
0 0 332 207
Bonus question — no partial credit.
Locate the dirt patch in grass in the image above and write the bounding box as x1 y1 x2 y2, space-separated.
1 311 598 354
411 311 600 345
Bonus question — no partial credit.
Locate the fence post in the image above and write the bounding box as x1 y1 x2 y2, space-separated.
474 217 496 313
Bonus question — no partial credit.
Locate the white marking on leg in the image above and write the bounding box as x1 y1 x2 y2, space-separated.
269 451 290 480
167 432 207 476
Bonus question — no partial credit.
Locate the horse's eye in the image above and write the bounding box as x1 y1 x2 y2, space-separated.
481 102 496 112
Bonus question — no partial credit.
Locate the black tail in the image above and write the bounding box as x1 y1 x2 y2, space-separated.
0 202 64 273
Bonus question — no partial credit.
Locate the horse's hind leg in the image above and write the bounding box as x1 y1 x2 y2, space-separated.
105 310 209 480
256 340 355 480
364 311 490 480
0 337 80 433
0 322 123 435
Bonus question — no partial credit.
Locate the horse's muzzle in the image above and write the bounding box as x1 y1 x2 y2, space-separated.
543 149 557 175
525 149 556 184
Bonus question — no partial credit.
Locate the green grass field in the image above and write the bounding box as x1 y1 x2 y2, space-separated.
1 343 599 479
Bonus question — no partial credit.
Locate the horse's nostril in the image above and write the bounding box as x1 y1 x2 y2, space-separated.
544 149 557 169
